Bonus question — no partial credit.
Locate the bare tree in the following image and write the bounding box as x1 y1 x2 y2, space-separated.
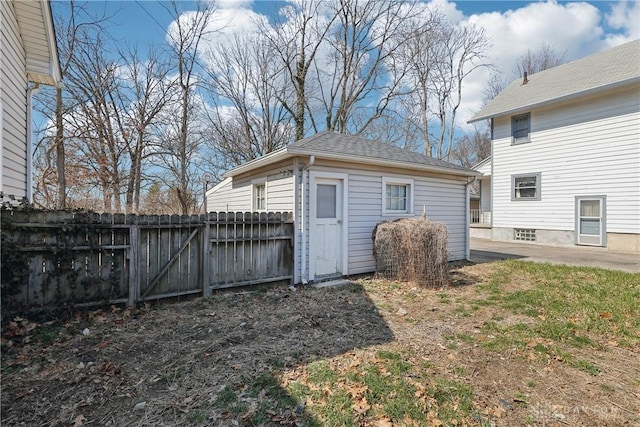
114 47 172 213
41 1 112 209
63 30 126 212
202 33 293 168
514 43 567 78
317 0 418 135
428 24 490 160
451 126 491 168
157 0 215 214
260 0 339 140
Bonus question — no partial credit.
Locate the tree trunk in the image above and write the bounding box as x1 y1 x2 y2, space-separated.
55 87 66 209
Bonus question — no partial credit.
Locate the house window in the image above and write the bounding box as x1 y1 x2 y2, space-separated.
382 177 414 215
511 173 541 201
511 113 530 144
253 182 266 211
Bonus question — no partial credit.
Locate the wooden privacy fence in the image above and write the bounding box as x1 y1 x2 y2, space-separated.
0 209 294 313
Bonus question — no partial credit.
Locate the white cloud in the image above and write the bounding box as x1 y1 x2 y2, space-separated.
216 0 253 9
453 0 634 128
604 0 640 44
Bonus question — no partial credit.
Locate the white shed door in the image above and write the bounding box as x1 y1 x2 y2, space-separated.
314 179 343 277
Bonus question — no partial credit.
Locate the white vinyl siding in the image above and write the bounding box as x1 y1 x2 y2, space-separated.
346 170 467 274
492 85 640 234
206 172 294 212
1 0 28 199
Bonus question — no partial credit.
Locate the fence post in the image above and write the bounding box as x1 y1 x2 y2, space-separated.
128 225 139 307
202 214 211 298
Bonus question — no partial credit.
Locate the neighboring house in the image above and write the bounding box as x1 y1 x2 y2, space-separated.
470 156 491 232
206 132 479 284
469 39 640 254
1 0 60 202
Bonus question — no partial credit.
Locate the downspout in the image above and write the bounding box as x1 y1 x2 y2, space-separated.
300 155 315 284
465 176 477 260
26 83 41 203
292 158 300 284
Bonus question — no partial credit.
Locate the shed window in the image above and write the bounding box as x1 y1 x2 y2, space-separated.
382 177 414 215
512 173 541 201
511 113 530 144
253 182 266 210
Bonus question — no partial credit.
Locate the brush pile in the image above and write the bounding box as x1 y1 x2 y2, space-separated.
373 217 449 287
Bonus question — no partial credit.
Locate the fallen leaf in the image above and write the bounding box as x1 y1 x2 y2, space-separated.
599 312 612 319
354 397 371 414
73 414 86 426
373 418 393 427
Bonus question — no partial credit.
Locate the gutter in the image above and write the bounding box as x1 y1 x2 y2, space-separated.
26 83 41 202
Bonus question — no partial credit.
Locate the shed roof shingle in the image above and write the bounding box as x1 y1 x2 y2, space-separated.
223 132 476 178
469 39 640 122
288 132 472 173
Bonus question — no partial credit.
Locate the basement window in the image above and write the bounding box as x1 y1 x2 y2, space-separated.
514 228 536 242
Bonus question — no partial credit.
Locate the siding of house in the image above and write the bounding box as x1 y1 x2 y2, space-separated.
491 85 640 244
206 171 295 212
206 177 250 211
1 0 29 199
310 164 468 275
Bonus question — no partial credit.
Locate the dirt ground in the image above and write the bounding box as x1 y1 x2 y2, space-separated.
2 262 639 426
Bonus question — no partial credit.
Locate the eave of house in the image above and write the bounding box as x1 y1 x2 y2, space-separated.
14 0 61 86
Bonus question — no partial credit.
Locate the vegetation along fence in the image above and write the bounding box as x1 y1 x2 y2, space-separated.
1 209 294 313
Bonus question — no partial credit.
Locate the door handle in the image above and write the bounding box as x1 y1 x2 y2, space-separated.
337 220 342 224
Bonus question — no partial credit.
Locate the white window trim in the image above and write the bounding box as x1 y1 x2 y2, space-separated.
511 113 531 145
251 178 267 211
511 172 541 201
382 177 414 216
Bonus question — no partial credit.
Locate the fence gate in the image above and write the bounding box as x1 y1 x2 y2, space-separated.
203 212 294 294
131 215 204 304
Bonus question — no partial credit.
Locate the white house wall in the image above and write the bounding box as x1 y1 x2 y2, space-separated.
311 165 468 276
206 171 295 212
1 0 28 199
206 177 250 211
492 85 640 245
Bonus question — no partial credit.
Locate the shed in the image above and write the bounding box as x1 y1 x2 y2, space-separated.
206 132 479 284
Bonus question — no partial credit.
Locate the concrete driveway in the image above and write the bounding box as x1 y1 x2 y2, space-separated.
470 238 640 274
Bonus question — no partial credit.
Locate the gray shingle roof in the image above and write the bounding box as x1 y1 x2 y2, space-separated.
288 132 474 175
469 39 640 122
223 131 477 178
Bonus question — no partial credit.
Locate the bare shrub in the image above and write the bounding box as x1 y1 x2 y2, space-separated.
372 218 449 287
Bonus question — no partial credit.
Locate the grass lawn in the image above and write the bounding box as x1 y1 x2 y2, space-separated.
2 260 639 426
